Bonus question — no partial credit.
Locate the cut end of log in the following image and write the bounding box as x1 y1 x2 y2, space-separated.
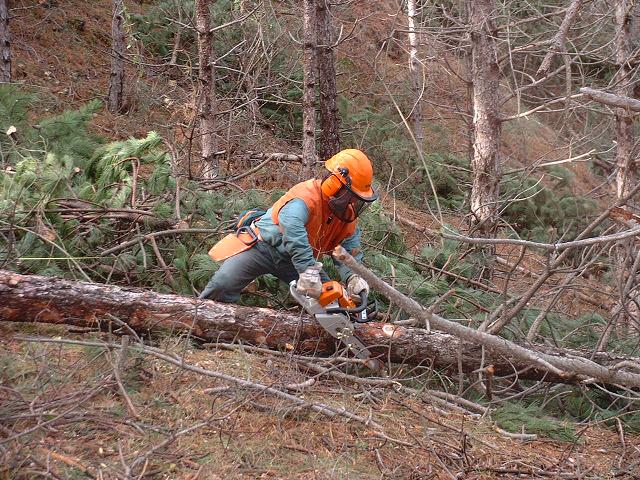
382 324 405 338
332 245 347 262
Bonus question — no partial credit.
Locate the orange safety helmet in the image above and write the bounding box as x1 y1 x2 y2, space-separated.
321 149 378 200
321 149 378 222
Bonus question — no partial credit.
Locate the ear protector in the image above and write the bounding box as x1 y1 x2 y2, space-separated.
321 168 351 198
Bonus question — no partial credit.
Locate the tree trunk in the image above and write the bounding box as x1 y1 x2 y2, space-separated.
468 0 501 238
107 0 125 113
407 0 424 152
613 0 638 336
316 0 340 161
0 0 10 83
614 0 636 201
1 269 639 387
302 0 317 177
195 0 217 179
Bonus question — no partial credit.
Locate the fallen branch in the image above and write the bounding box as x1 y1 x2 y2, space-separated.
536 0 583 77
332 247 640 389
443 225 640 252
483 183 640 334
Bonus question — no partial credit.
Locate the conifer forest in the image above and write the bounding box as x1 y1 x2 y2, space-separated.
3 0 640 478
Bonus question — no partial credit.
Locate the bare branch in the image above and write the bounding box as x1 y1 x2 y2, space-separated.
580 87 640 113
537 0 584 77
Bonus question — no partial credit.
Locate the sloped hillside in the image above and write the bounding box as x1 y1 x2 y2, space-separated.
2 1 638 479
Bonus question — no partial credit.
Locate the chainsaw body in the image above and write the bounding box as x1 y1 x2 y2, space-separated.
290 280 375 361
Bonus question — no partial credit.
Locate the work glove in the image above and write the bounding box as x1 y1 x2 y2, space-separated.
347 274 369 304
296 262 323 298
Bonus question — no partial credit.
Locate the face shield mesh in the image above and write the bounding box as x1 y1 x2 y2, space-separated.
327 185 373 223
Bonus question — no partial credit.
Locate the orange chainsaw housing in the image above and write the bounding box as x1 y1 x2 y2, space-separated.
318 281 356 308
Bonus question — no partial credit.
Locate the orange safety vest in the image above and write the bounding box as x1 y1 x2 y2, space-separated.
271 179 357 256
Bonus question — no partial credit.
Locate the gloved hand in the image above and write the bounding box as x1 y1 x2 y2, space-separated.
296 262 323 298
347 274 369 304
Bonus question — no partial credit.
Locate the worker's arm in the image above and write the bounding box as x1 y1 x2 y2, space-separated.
333 227 364 282
278 199 323 276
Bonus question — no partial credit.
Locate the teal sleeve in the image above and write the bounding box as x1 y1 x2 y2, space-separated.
334 226 364 282
278 199 318 274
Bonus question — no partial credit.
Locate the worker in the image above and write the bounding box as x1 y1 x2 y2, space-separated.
199 148 378 303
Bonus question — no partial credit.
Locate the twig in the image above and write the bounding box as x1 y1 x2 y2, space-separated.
284 377 316 391
494 426 537 441
111 336 139 419
395 289 455 328
443 226 640 252
38 447 96 478
148 235 176 286
100 228 223 256
0 383 108 445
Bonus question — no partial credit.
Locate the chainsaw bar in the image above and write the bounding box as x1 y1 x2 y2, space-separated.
314 312 372 360
289 281 374 360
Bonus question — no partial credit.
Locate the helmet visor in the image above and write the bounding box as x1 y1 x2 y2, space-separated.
328 185 375 223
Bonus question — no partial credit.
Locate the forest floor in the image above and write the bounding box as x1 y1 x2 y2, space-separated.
2 321 638 480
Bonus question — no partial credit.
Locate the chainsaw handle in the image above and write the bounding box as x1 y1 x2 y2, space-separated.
355 299 377 323
325 291 369 316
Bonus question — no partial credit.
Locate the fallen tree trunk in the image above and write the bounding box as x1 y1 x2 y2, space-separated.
0 269 636 386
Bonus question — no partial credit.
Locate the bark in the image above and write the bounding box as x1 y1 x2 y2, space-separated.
302 0 317 177
407 0 424 152
468 0 501 237
107 0 125 113
1 269 639 387
195 0 217 179
0 0 10 83
316 0 340 161
536 0 583 77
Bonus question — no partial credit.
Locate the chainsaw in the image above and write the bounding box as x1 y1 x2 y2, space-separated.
289 279 381 370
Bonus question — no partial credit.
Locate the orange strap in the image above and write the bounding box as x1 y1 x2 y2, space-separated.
208 225 260 262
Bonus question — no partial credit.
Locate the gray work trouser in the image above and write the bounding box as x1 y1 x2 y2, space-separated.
199 241 302 303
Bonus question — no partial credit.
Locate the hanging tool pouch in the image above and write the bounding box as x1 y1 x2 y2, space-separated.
208 209 265 262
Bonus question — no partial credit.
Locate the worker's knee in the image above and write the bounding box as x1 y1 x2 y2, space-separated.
199 270 242 303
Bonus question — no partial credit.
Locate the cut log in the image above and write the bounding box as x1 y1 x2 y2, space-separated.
0 269 636 386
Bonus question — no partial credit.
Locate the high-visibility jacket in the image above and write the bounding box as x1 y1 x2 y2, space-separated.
271 179 357 256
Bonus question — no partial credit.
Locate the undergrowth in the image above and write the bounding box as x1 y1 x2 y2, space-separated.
493 403 578 442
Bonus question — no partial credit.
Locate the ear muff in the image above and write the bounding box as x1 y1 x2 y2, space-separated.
321 174 344 197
